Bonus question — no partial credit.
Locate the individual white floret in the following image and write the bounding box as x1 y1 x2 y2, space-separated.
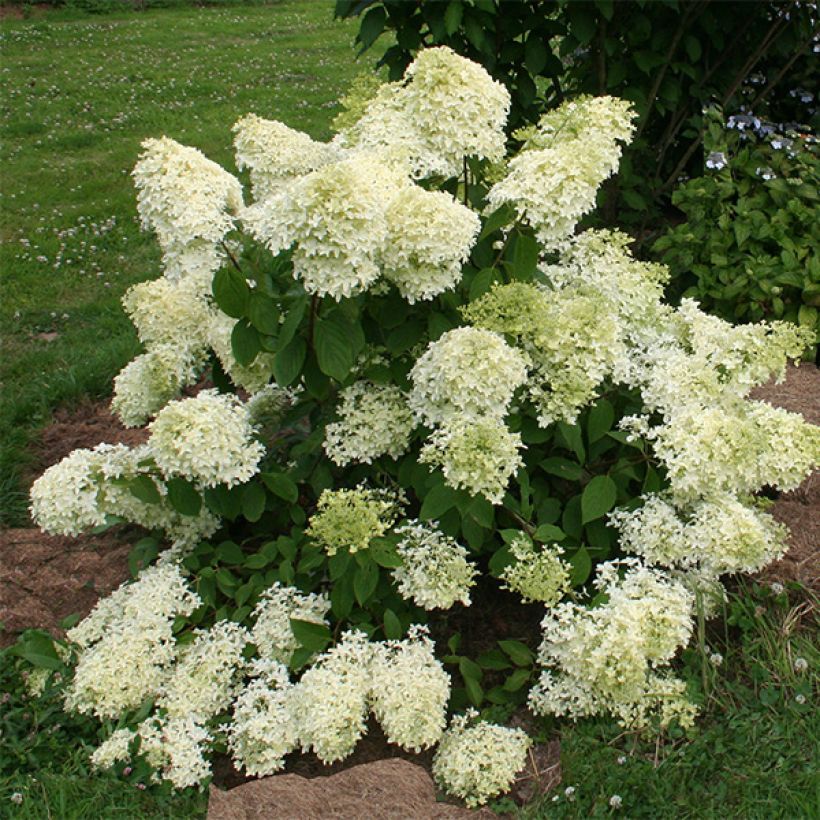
392 521 477 609
432 710 530 807
148 389 264 487
324 381 415 465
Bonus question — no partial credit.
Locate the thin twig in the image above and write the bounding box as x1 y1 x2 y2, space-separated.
220 240 243 275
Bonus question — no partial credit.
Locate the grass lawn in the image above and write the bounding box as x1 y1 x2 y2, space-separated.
0 0 370 525
1 5 817 819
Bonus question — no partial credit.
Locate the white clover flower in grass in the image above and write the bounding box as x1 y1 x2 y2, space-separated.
392 521 477 610
381 185 480 303
242 155 406 300
306 486 401 555
233 114 338 201
409 327 529 426
291 630 374 764
370 626 450 752
111 345 199 428
208 309 276 394
148 389 264 487
432 710 531 807
324 381 415 465
133 137 243 281
251 583 331 665
529 560 695 730
500 534 571 606
488 96 635 249
228 662 298 776
157 620 249 722
420 418 524 504
64 565 200 719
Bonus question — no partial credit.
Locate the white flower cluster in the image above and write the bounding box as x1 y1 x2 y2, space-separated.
529 561 696 730
337 46 510 179
149 390 265 488
369 626 450 751
432 710 531 807
612 493 789 575
251 583 331 665
393 521 477 610
64 565 201 719
133 136 243 281
30 442 220 546
500 534 570 605
324 381 415 465
306 486 401 555
233 114 338 201
488 96 636 248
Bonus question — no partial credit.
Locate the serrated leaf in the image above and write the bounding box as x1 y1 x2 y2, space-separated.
216 541 246 565
534 524 566 543
231 319 261 367
241 482 266 523
420 483 459 520
247 291 280 335
587 398 615 444
498 639 534 667
370 537 403 568
581 475 616 524
212 268 249 318
569 545 592 586
511 232 539 281
166 477 202 517
314 314 355 381
273 336 306 387
129 474 162 505
354 560 379 605
540 457 583 480
261 471 299 503
290 618 332 653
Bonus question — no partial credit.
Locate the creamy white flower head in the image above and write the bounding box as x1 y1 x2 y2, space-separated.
208 309 275 394
393 521 477 609
243 154 407 300
488 96 635 248
136 715 213 789
228 662 298 776
149 389 264 487
370 626 450 752
122 277 212 355
291 630 374 764
233 114 338 201
158 620 249 722
64 564 200 719
251 582 331 665
500 534 571 605
133 137 243 281
91 728 135 771
307 486 402 555
381 186 479 303
420 417 524 504
529 560 695 729
324 381 415 465
432 710 531 807
409 327 529 426
111 345 199 428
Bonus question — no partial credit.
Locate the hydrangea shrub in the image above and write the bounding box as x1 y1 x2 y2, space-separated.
27 47 820 806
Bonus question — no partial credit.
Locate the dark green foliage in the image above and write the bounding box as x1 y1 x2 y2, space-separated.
336 0 817 230
654 106 820 351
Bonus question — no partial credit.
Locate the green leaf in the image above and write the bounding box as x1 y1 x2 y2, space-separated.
464 675 484 707
498 639 534 667
420 483 459 520
540 457 583 481
370 537 403 568
467 497 494 529
261 472 299 504
567 3 597 44
277 297 307 349
354 560 379 606
244 552 272 570
290 618 332 653
479 203 515 240
587 398 615 444
273 337 306 387
477 648 513 671
247 291 280 335
212 268 249 318
241 482 266 523
216 541 246 565
512 232 539 281
383 608 403 640
685 34 701 61
503 667 531 692
581 475 616 524
315 314 355 382
386 319 425 354
166 477 202 517
459 656 483 681
524 35 548 75
358 5 386 49
534 524 566 543
231 319 261 367
569 545 592 586
129 474 161 505
444 0 463 35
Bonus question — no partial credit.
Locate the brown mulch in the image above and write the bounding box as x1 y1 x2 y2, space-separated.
750 363 820 588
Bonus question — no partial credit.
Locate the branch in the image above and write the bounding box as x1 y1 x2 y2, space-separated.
220 241 243 275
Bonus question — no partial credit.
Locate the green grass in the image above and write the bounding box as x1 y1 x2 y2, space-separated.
0 0 372 524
